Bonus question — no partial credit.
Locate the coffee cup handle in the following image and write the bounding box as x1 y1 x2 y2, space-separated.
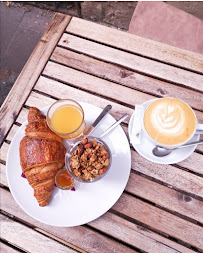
196 123 203 134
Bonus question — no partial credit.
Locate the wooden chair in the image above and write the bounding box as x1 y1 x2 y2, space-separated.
128 1 203 54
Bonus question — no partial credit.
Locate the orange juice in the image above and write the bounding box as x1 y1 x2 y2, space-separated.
51 105 83 134
47 99 86 139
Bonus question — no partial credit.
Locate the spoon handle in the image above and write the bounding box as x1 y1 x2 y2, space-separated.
84 105 112 136
100 114 128 138
177 140 203 149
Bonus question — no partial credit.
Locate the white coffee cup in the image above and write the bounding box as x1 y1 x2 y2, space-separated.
142 98 203 149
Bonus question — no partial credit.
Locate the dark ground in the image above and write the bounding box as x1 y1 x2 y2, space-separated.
0 2 54 106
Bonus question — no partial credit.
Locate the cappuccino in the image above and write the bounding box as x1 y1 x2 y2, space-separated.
143 98 197 146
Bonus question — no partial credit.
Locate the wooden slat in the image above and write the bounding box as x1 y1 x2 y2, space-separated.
0 188 137 253
0 163 8 187
0 242 20 253
177 153 203 174
132 151 203 198
113 194 203 250
51 47 203 111
6 123 25 142
1 188 196 253
0 214 76 253
6 124 19 142
66 17 203 74
58 34 203 92
0 13 71 146
16 107 30 125
33 229 86 253
43 61 154 105
33 76 133 124
1 142 9 162
126 173 203 224
89 212 194 253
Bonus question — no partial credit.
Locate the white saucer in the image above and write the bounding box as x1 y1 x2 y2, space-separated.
128 100 200 164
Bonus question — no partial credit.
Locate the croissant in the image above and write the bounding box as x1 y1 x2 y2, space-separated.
20 107 66 206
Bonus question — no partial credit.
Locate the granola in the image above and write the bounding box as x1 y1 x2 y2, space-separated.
70 138 110 181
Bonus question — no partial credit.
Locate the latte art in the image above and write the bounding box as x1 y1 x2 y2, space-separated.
152 104 184 134
144 98 196 146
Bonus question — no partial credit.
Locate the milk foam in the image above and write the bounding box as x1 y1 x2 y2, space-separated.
150 103 185 136
144 98 197 146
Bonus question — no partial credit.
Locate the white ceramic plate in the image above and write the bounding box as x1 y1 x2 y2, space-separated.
6 102 131 227
128 100 200 164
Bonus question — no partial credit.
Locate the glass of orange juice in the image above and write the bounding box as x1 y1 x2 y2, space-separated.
46 99 86 139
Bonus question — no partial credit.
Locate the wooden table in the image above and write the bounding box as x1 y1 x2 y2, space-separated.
1 13 203 253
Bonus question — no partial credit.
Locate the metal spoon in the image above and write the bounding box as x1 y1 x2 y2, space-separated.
84 104 112 136
152 140 203 157
100 113 128 138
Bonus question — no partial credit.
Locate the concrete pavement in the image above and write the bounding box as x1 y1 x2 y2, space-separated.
0 2 53 106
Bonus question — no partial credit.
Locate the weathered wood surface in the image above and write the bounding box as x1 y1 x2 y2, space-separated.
58 34 203 92
0 188 195 253
0 242 20 253
5 124 19 142
1 13 203 253
113 194 203 250
131 151 203 198
126 173 203 223
66 17 203 74
0 214 76 253
0 13 71 146
0 189 137 253
51 47 203 111
0 163 7 187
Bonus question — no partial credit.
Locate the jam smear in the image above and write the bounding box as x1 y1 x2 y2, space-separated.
55 168 74 189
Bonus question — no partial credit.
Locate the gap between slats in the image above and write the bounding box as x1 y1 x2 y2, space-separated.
42 60 203 124
0 187 199 253
66 17 203 75
50 47 203 112
57 33 203 93
0 239 26 253
0 191 142 253
0 212 77 253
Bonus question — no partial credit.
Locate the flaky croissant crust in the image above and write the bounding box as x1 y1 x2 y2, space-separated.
19 107 66 206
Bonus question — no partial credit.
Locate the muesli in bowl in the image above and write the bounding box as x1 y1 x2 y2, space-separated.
65 137 112 182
